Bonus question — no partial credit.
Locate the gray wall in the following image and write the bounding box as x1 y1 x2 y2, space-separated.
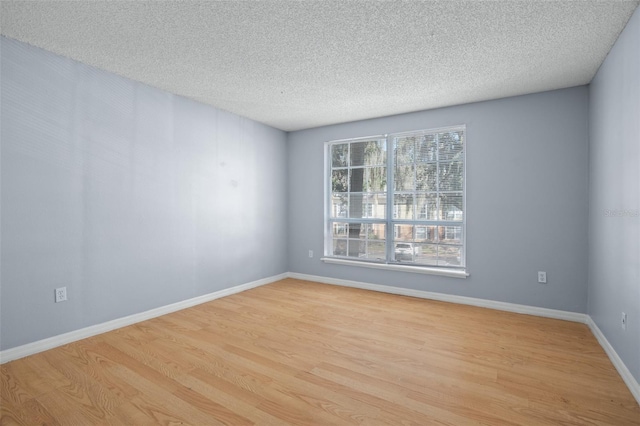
588 7 640 384
288 87 589 313
0 37 288 350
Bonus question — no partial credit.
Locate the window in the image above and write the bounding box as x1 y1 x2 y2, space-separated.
325 126 466 271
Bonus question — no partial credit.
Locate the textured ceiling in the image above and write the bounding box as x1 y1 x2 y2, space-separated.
1 1 638 131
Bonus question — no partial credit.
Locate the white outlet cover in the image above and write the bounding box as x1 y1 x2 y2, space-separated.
55 287 67 303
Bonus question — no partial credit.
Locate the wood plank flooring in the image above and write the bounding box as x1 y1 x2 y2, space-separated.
2 278 639 425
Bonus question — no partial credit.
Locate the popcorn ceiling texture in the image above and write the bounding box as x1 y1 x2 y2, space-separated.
1 0 638 131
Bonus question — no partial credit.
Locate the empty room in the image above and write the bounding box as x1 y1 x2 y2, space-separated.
1 1 639 424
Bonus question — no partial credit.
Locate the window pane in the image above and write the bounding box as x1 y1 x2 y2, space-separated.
438 131 464 162
440 225 462 245
350 194 387 219
333 239 347 256
440 194 463 221
367 240 386 260
438 161 463 191
336 223 384 239
332 169 349 193
416 193 438 220
362 223 386 240
393 194 414 220
438 245 462 266
416 134 437 162
394 165 414 191
415 225 438 243
362 193 386 219
332 222 348 237
350 140 385 167
416 163 437 191
331 194 348 218
366 140 386 166
347 239 366 258
331 144 349 167
349 167 365 193
394 241 418 262
394 224 413 242
349 193 364 218
350 143 366 167
330 223 386 259
364 167 387 192
414 244 438 265
394 137 415 164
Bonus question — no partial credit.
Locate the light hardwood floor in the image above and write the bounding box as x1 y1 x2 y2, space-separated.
1 278 639 425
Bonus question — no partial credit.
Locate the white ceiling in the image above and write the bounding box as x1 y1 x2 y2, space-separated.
1 1 638 131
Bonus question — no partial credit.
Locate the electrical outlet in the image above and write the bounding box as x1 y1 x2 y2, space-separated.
621 312 627 330
308 250 314 258
537 271 547 283
55 287 67 303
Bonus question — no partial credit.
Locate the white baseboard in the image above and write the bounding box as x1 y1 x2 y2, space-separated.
587 317 640 405
288 272 589 323
3 271 638 407
0 272 288 364
288 272 639 406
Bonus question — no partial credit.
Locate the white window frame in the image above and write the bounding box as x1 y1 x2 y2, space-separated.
323 125 468 278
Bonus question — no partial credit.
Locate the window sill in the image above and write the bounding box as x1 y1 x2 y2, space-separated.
321 257 469 279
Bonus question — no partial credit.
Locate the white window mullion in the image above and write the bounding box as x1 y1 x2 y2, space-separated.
385 134 395 263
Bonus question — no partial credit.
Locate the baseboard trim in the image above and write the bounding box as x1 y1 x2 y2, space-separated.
587 317 640 405
0 272 288 364
3 271 638 407
288 272 639 405
288 272 589 323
